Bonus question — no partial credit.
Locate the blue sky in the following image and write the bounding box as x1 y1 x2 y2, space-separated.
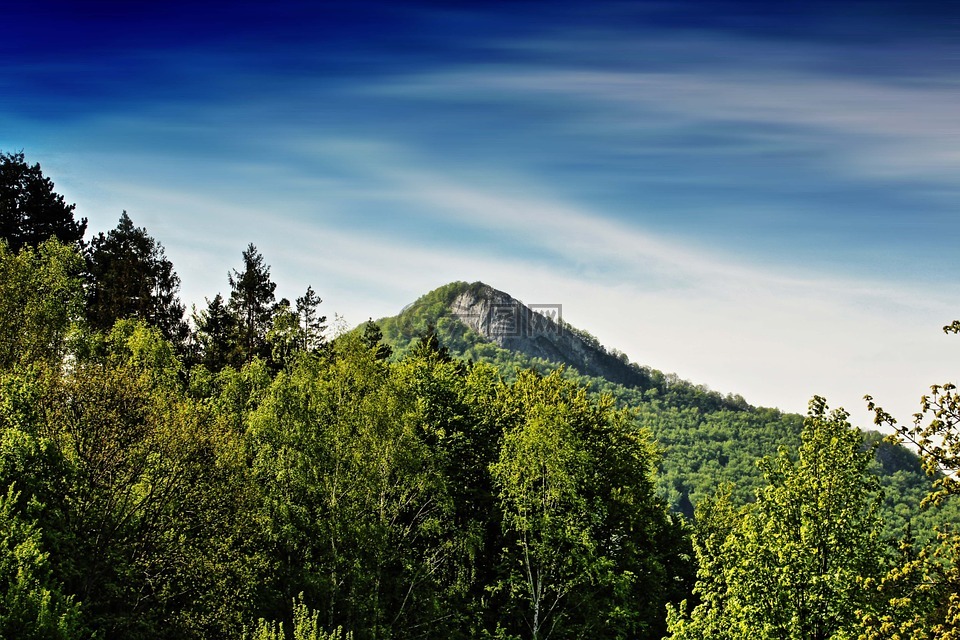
3 0 959 425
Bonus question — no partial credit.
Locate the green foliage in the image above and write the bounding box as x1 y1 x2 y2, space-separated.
0 486 83 640
490 369 691 639
296 285 327 353
1 179 956 640
191 292 238 372
666 397 886 640
229 243 278 365
361 319 392 360
0 239 84 370
246 594 352 640
376 282 948 546
861 320 960 638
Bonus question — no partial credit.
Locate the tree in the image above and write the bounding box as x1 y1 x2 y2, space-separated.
228 244 277 364
862 320 960 638
0 151 86 252
296 286 326 353
246 333 455 638
265 298 302 371
85 211 187 344
666 397 885 640
0 486 83 640
491 369 682 639
361 319 392 360
191 294 238 372
0 238 84 370
411 324 450 362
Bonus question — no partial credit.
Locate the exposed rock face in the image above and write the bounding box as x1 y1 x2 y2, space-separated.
448 282 643 386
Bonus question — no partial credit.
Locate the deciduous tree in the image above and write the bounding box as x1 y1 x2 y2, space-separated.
666 397 885 640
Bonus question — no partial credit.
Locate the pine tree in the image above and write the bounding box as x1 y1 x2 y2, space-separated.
192 293 238 371
86 211 187 344
0 151 86 251
295 286 326 352
228 244 277 364
361 319 392 360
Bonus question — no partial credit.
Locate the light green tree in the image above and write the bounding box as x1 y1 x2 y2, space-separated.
666 396 885 640
491 369 681 639
491 371 596 640
860 320 960 639
0 485 83 639
0 238 84 370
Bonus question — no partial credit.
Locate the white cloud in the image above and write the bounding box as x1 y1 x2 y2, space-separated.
372 64 960 183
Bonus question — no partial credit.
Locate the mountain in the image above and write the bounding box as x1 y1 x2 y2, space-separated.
446 282 645 386
377 281 959 538
380 281 746 412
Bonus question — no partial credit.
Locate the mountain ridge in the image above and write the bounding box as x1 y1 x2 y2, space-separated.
379 280 747 413
375 280 959 538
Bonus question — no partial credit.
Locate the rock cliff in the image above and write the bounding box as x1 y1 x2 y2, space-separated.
447 282 645 387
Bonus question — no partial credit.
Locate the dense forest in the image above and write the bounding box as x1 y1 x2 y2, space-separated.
1 150 958 638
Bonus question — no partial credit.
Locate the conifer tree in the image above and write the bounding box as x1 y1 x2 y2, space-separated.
86 211 187 344
228 243 277 364
0 151 86 251
192 293 237 371
295 286 326 352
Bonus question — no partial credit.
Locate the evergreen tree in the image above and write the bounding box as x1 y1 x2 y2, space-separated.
411 324 450 362
0 151 86 252
228 244 277 364
85 211 187 344
296 286 326 352
361 319 392 360
191 293 237 372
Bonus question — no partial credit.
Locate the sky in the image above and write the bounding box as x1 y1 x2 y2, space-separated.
3 0 959 427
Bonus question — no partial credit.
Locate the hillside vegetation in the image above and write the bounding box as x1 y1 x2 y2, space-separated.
377 282 960 539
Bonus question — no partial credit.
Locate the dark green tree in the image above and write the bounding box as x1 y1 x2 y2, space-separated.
0 151 86 252
296 286 326 353
361 319 392 360
411 324 450 362
228 244 277 364
191 294 237 372
85 211 187 344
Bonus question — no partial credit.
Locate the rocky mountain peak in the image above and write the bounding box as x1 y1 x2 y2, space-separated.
447 282 641 386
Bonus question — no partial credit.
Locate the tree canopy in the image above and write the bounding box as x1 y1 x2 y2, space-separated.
86 211 187 344
0 151 86 251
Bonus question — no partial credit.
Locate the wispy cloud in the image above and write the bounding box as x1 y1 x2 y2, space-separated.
374 63 960 183
5 3 957 432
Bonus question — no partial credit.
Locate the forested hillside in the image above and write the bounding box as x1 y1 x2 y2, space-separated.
1 151 958 638
377 282 960 540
